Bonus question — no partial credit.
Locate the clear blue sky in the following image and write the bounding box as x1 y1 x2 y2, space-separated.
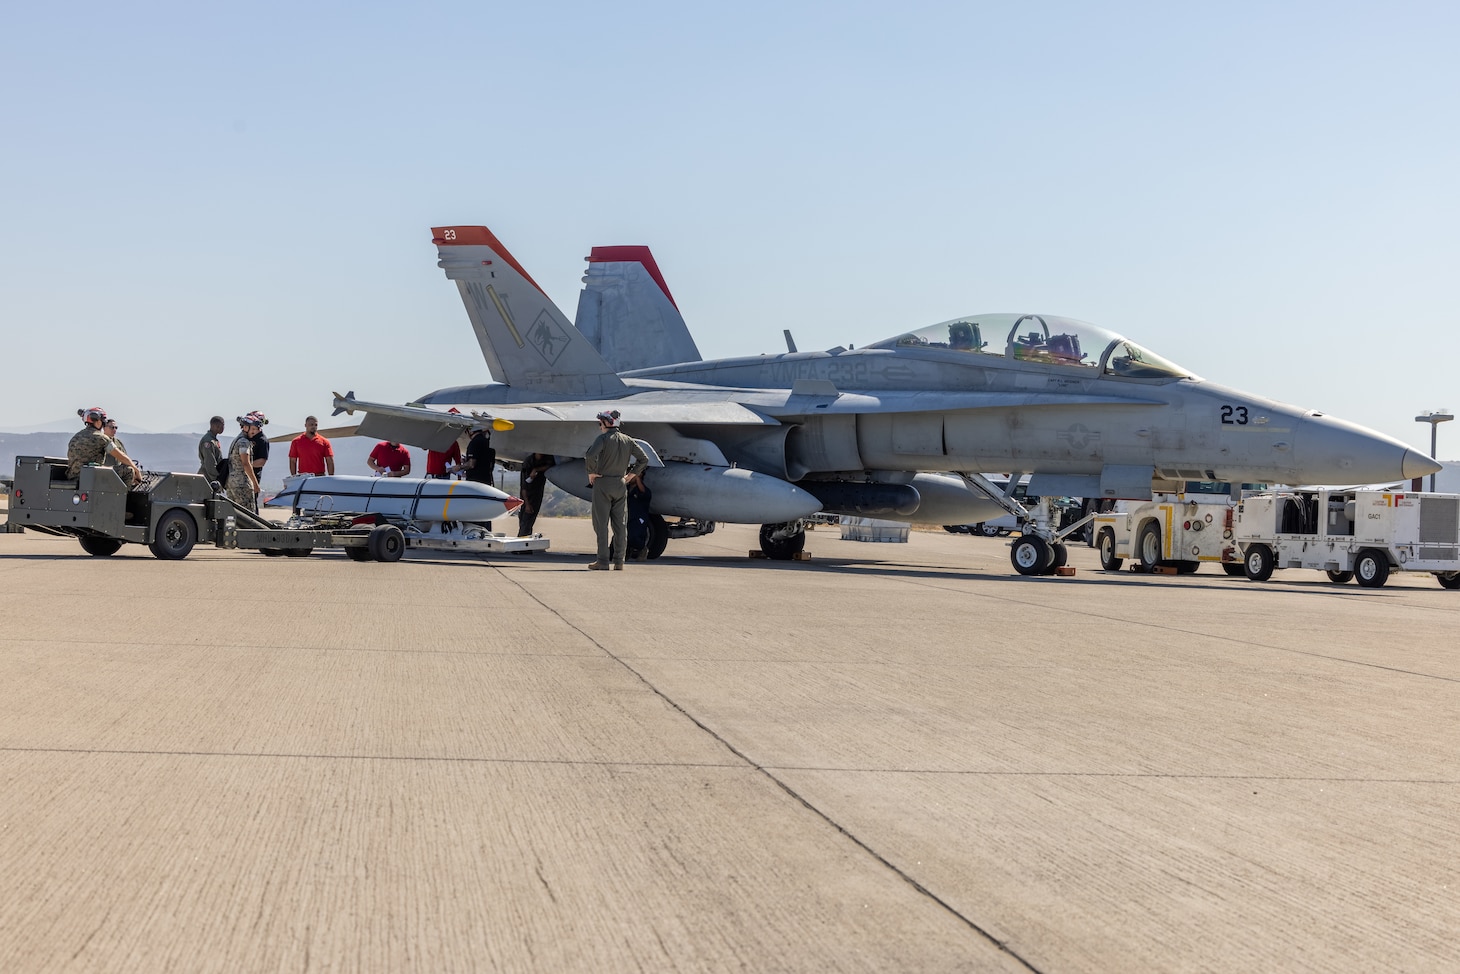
3 1 1457 454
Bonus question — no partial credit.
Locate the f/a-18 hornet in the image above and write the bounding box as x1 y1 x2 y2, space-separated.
334 224 1439 575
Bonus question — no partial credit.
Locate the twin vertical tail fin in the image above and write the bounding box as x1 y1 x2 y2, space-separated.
433 227 627 397
575 245 702 372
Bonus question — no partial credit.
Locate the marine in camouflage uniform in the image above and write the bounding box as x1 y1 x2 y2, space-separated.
101 423 139 487
225 430 258 512
65 407 142 485
65 425 113 478
583 412 649 569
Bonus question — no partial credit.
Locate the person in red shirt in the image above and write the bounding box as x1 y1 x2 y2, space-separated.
424 439 462 480
288 416 335 476
368 440 411 477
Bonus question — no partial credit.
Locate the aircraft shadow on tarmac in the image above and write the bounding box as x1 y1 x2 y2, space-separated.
0 546 1419 595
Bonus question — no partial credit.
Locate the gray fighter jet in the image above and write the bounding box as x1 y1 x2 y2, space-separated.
334 224 1439 574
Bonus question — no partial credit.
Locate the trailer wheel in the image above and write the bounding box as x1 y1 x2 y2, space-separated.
1174 561 1200 575
1096 529 1123 571
1221 563 1246 577
1137 522 1163 570
1437 572 1460 590
979 523 1000 538
149 508 197 560
1353 549 1390 588
283 548 312 557
344 545 373 562
368 524 406 562
1326 570 1354 584
1243 544 1275 581
79 535 123 557
1010 536 1050 576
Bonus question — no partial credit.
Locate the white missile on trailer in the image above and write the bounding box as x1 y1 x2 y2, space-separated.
546 460 822 524
266 475 520 524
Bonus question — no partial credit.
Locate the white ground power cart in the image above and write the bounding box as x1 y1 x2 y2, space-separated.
1233 487 1460 589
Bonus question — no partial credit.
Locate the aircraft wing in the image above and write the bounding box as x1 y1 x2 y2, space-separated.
267 424 359 444
330 392 780 457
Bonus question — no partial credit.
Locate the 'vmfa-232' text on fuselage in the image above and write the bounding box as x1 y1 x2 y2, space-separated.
333 224 1438 569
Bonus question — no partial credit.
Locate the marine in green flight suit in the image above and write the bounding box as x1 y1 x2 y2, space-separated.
582 411 649 570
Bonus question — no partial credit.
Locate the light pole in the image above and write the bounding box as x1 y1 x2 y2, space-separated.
1414 410 1453 492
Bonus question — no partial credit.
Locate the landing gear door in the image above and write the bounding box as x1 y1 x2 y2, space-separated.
1099 464 1154 501
1028 474 1100 498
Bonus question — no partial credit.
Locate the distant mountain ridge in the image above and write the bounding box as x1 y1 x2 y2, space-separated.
2 418 210 435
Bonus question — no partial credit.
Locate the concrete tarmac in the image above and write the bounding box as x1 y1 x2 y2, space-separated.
1 512 1457 973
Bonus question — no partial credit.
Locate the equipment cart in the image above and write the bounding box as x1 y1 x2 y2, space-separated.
1233 487 1460 589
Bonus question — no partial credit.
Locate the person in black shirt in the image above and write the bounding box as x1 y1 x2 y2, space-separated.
463 426 496 484
463 425 497 530
625 471 653 559
517 452 553 537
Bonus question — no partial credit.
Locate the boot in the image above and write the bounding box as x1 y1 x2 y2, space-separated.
587 561 609 570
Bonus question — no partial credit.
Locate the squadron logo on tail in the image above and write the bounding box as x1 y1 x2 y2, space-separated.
527 309 570 366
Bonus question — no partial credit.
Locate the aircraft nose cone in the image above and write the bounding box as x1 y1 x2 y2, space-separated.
1296 413 1440 484
1402 449 1443 481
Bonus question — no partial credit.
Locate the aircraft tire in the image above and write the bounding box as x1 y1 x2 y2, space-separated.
79 535 123 557
368 524 406 563
344 545 373 562
1243 544 1275 582
1326 570 1354 584
758 522 806 560
1010 536 1049 576
1436 572 1460 590
148 508 197 560
1050 542 1068 570
1353 549 1390 588
647 514 669 560
1137 522 1163 571
1096 529 1123 571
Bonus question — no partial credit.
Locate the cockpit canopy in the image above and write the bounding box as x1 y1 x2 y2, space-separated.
870 313 1193 380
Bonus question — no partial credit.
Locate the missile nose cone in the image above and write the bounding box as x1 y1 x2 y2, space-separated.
1402 449 1443 481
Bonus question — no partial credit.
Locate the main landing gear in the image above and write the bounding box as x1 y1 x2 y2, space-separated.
759 520 807 560
1009 535 1070 576
955 472 1091 577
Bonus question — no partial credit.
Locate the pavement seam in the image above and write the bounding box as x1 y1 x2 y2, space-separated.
502 574 1046 974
